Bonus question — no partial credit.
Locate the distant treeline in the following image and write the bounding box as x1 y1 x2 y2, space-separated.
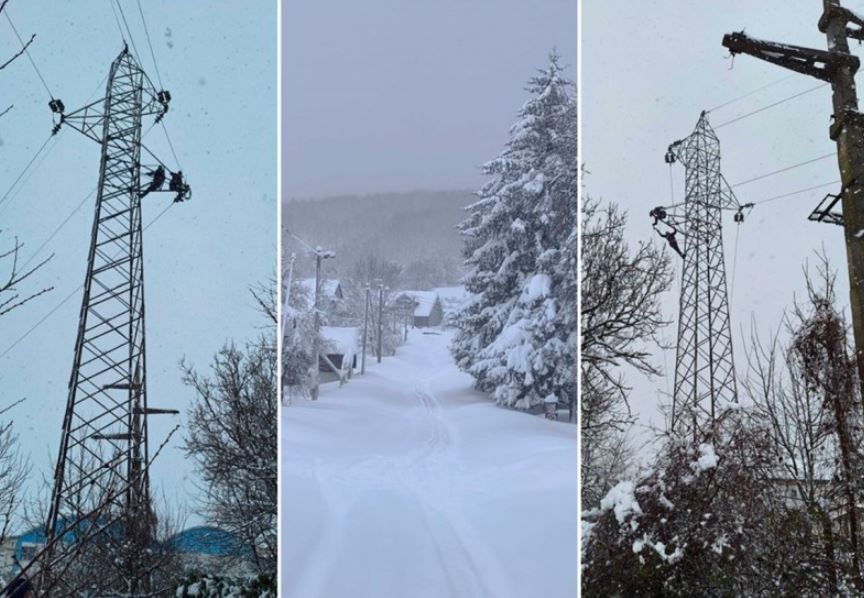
283 190 473 289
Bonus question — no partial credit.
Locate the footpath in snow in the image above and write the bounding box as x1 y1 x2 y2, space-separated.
281 329 577 598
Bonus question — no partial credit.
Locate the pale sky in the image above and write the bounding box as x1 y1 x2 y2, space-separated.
0 1 276 526
283 0 578 199
584 1 858 445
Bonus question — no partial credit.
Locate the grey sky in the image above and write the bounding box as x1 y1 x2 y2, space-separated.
283 0 577 199
0 1 275 524
584 1 857 442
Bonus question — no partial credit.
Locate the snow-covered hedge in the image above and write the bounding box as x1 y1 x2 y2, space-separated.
175 573 275 597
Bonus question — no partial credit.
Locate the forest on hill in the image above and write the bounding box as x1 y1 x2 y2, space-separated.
283 190 473 288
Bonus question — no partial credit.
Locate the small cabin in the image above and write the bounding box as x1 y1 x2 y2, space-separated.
300 278 343 302
319 326 360 378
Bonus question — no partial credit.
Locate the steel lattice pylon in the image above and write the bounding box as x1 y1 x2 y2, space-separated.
13 46 187 596
653 111 742 439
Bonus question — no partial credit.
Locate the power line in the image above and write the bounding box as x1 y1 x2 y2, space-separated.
0 201 175 360
4 11 53 98
107 0 126 43
21 187 95 270
714 83 828 129
707 73 798 113
160 122 181 169
730 152 834 188
113 0 142 62
752 179 840 205
135 0 164 90
0 134 53 212
20 125 160 274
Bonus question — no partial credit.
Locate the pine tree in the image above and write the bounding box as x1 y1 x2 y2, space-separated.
452 52 576 410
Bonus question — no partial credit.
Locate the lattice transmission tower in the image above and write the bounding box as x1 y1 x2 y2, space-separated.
651 111 748 440
13 45 189 596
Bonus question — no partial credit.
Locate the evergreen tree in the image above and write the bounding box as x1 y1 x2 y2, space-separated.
452 52 577 410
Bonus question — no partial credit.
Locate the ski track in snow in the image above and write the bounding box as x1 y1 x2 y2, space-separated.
282 330 577 598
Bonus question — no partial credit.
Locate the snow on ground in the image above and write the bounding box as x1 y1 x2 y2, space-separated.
281 329 577 598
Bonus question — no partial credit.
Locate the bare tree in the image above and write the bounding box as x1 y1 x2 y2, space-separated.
0 401 28 546
744 254 864 592
0 0 35 118
0 2 51 318
182 335 277 575
580 196 672 504
0 233 52 318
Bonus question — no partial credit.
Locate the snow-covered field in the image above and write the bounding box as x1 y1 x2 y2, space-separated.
281 329 577 598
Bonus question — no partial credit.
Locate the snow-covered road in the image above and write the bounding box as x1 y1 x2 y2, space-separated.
281 329 578 598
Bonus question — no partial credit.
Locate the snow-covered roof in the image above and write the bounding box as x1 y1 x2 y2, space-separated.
300 278 341 299
392 291 439 317
320 326 360 356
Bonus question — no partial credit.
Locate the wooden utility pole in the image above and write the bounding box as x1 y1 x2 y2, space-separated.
281 253 296 342
361 286 370 374
723 4 864 586
310 253 322 400
310 248 335 400
377 284 385 363
723 1 864 397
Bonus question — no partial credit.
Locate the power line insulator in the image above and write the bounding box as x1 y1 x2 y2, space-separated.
650 206 668 222
664 149 676 164
49 98 64 114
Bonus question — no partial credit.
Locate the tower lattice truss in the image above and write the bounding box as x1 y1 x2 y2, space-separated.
16 47 185 596
656 112 741 439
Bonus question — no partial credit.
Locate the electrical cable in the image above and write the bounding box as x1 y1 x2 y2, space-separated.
0 134 53 211
714 83 828 129
729 152 835 188
0 201 175 360
136 0 164 90
706 73 798 113
21 187 95 270
4 11 53 98
752 180 840 205
114 0 142 63
107 0 126 43
729 223 741 303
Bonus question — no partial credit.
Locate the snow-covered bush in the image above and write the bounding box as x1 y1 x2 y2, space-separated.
582 415 798 596
451 51 577 411
175 573 275 597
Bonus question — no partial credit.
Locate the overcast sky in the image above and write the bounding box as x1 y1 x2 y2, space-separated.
584 1 860 445
0 1 275 525
283 0 577 200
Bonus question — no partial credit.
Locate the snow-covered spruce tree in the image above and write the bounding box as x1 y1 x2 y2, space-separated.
452 52 577 410
282 278 316 402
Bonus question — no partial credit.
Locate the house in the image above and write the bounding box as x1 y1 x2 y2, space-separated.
300 278 343 303
319 326 360 378
5 523 254 578
167 525 254 575
392 291 444 327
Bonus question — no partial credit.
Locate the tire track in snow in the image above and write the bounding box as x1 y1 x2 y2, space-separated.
286 334 519 597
